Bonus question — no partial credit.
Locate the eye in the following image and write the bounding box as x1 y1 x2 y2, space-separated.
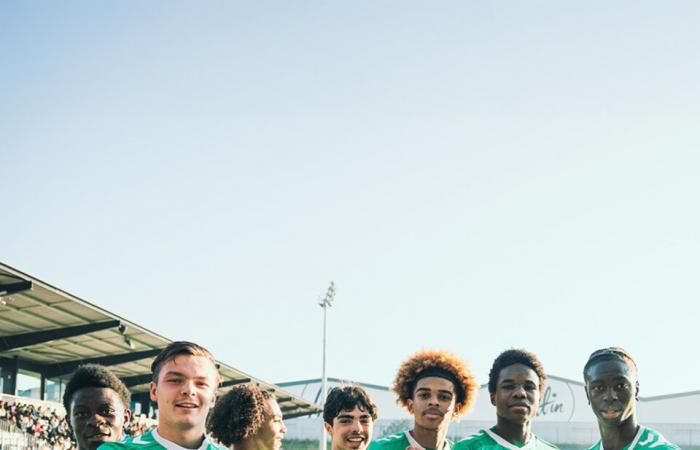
438 393 453 402
418 392 430 399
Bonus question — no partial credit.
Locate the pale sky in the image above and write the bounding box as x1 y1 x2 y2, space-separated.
2 1 699 397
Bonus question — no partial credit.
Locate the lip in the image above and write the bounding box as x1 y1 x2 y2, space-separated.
85 432 111 440
509 403 530 410
175 402 199 408
423 409 444 418
601 410 621 419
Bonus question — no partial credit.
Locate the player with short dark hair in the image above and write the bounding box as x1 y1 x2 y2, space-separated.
63 364 131 450
99 341 226 450
455 349 557 450
207 384 286 450
324 385 378 450
369 349 478 450
583 347 679 450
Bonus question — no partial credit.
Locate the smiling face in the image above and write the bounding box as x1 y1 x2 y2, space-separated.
69 387 130 450
490 364 540 426
407 376 459 432
324 406 374 450
585 359 638 429
149 355 218 437
257 398 287 450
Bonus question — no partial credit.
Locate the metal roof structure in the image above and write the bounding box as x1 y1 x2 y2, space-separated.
0 262 320 419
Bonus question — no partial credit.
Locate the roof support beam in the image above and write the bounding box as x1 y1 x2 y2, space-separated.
219 378 251 388
44 348 163 378
0 280 32 297
121 373 153 387
0 320 121 352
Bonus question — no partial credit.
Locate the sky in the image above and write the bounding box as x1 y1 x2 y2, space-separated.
2 1 700 397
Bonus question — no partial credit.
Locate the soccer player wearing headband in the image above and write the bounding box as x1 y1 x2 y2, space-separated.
454 349 557 450
583 347 679 450
369 350 478 450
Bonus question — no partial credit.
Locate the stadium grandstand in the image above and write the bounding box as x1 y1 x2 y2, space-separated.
0 261 321 450
278 375 700 448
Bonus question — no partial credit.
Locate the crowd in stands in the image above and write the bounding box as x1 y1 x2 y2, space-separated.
0 398 155 450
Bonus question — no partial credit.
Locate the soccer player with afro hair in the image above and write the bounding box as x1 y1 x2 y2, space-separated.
369 349 478 450
207 384 287 450
62 364 131 450
583 347 679 450
454 349 557 450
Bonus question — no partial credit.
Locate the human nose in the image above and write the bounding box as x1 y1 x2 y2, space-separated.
602 387 617 401
281 420 287 434
87 413 106 426
513 386 526 398
182 380 196 396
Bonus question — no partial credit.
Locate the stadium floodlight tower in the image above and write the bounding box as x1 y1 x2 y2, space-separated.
319 281 336 450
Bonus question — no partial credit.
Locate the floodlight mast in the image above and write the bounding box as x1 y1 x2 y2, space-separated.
319 281 336 450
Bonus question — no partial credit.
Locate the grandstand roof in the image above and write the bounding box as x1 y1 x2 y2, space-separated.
0 262 320 419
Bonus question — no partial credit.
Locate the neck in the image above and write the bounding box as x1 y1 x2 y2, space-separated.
599 417 639 450
157 425 206 449
494 417 531 444
237 439 270 450
411 423 449 450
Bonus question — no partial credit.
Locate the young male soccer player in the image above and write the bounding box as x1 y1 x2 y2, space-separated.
207 383 287 450
63 364 132 450
99 341 226 450
454 349 557 450
583 348 679 450
369 349 478 450
323 386 378 450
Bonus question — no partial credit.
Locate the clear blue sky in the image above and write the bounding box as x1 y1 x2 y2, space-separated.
2 1 699 397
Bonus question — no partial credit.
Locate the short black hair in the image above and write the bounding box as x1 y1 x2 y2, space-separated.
62 364 131 417
488 349 546 395
323 385 378 425
583 347 638 381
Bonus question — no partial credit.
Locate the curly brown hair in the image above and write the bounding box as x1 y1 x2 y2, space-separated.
392 349 478 418
207 384 273 446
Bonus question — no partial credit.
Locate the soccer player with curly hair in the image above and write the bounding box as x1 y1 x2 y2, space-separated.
583 347 679 450
99 341 227 450
454 349 557 450
207 384 287 450
369 349 478 450
63 364 131 450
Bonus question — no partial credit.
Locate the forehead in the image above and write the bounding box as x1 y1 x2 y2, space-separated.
414 376 455 393
71 387 123 407
265 398 282 417
498 363 539 384
586 359 635 382
158 355 218 380
335 406 371 420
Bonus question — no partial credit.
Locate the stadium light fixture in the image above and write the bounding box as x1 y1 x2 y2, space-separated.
319 281 335 450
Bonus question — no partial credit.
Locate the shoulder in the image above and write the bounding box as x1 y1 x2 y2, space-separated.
207 442 229 450
370 432 409 450
582 441 601 450
454 430 490 450
98 431 161 449
533 435 559 450
637 427 680 450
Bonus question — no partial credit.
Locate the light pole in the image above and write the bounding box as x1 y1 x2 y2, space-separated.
319 281 336 450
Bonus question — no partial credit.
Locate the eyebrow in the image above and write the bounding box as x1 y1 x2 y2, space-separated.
416 387 454 394
161 371 210 380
